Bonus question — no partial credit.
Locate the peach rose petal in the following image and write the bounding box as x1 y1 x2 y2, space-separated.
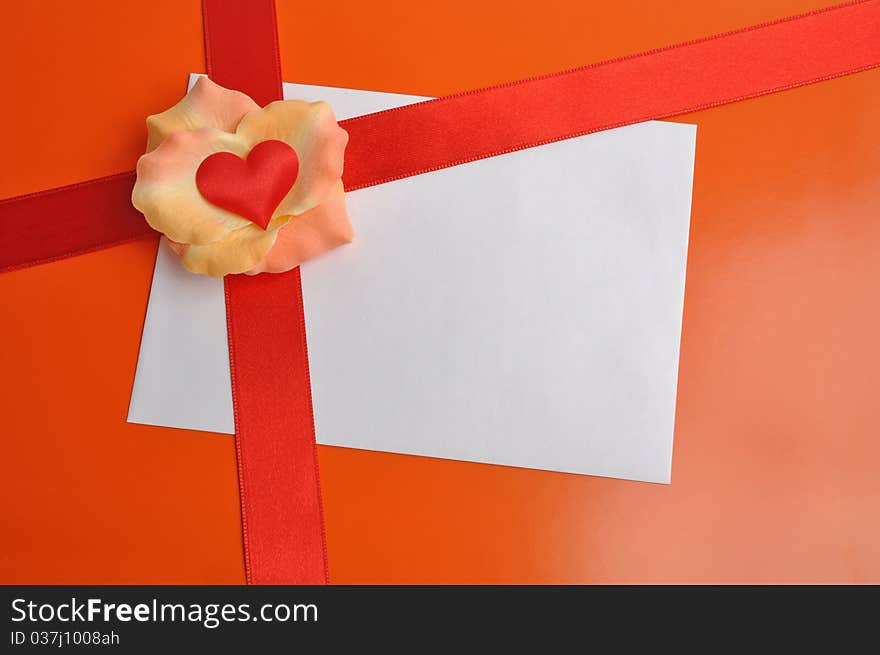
166 239 186 257
236 100 348 217
181 216 291 277
133 127 253 246
246 182 353 275
134 79 353 277
145 77 260 152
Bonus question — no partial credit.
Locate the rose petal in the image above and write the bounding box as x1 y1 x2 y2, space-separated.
179 216 290 277
133 128 253 246
166 239 186 257
236 100 348 217
246 182 353 275
145 76 260 152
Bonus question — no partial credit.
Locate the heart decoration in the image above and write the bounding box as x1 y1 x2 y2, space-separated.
195 139 299 230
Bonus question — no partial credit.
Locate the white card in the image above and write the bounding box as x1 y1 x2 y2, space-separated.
128 76 428 434
128 75 696 483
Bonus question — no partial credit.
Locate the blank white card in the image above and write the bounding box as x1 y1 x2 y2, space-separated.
128 75 696 483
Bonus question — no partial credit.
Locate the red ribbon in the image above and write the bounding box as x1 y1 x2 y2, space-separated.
1 0 880 583
0 171 152 273
2 0 879 274
204 0 328 585
341 0 880 190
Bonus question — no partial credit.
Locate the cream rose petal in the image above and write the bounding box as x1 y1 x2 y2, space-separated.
236 100 348 217
132 127 254 246
246 181 353 275
180 216 290 277
145 77 260 152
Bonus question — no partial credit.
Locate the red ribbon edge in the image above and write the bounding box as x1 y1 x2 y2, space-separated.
204 0 329 585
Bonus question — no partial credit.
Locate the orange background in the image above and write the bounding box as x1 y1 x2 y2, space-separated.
1 0 878 583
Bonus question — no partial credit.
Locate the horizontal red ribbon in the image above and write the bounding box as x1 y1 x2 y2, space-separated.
340 0 880 190
0 171 154 273
2 0 878 273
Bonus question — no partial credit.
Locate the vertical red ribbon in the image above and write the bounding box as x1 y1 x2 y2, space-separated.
203 0 328 585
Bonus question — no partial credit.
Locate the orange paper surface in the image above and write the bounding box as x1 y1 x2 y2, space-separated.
1 0 878 583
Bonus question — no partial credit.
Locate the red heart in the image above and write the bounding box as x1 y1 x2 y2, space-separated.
195 140 299 230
